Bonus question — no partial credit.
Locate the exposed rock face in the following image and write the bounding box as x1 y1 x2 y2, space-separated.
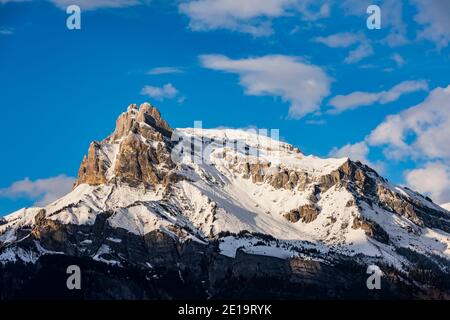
248 162 271 184
0 214 443 300
377 185 424 226
299 204 320 223
267 168 303 190
241 162 312 191
110 103 172 142
136 103 172 138
376 184 450 233
284 210 301 223
114 134 164 186
240 157 382 197
74 142 108 187
284 204 320 223
74 103 174 188
316 159 450 234
352 216 390 244
320 160 378 194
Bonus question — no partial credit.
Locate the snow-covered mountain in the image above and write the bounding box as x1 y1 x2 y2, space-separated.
1 103 449 299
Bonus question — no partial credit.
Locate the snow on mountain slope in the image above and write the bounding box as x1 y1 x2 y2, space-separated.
1 103 449 273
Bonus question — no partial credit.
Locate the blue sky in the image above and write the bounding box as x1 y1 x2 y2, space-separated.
1 0 449 215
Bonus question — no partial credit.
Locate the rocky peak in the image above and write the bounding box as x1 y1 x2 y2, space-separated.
74 103 174 188
110 103 172 142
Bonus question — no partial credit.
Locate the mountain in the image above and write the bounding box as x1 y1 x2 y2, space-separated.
1 103 449 299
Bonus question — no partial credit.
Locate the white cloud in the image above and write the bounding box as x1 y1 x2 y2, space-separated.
405 162 450 204
314 32 374 64
381 0 409 47
50 0 141 10
0 175 75 207
294 0 330 21
200 54 332 118
328 80 429 114
140 83 182 101
367 85 450 160
378 81 428 103
179 0 290 36
330 85 450 203
313 32 362 48
330 141 369 161
146 67 184 75
341 0 450 48
411 0 450 48
391 53 405 67
329 92 378 113
339 0 369 15
329 141 384 173
344 43 374 64
0 0 142 10
178 0 330 36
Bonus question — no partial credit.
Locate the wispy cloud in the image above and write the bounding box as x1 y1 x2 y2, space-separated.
50 0 142 11
328 80 429 114
391 53 406 67
200 54 332 119
2 0 145 10
313 32 362 48
313 31 374 64
146 66 184 75
344 42 373 64
140 83 184 102
381 0 409 47
0 175 75 207
0 27 14 35
179 0 290 36
411 0 450 48
179 0 329 36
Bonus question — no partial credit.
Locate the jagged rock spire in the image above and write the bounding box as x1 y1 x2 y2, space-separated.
110 102 172 142
74 103 174 188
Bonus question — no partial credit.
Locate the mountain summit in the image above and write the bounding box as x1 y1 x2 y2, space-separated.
74 103 174 188
1 103 449 299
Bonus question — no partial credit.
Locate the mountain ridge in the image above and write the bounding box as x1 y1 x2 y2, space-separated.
1 102 449 299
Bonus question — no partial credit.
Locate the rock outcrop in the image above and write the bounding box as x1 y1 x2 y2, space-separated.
284 204 320 223
352 216 390 244
74 142 109 187
74 103 174 188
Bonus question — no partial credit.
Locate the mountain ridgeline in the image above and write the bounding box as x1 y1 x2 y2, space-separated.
1 103 449 299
